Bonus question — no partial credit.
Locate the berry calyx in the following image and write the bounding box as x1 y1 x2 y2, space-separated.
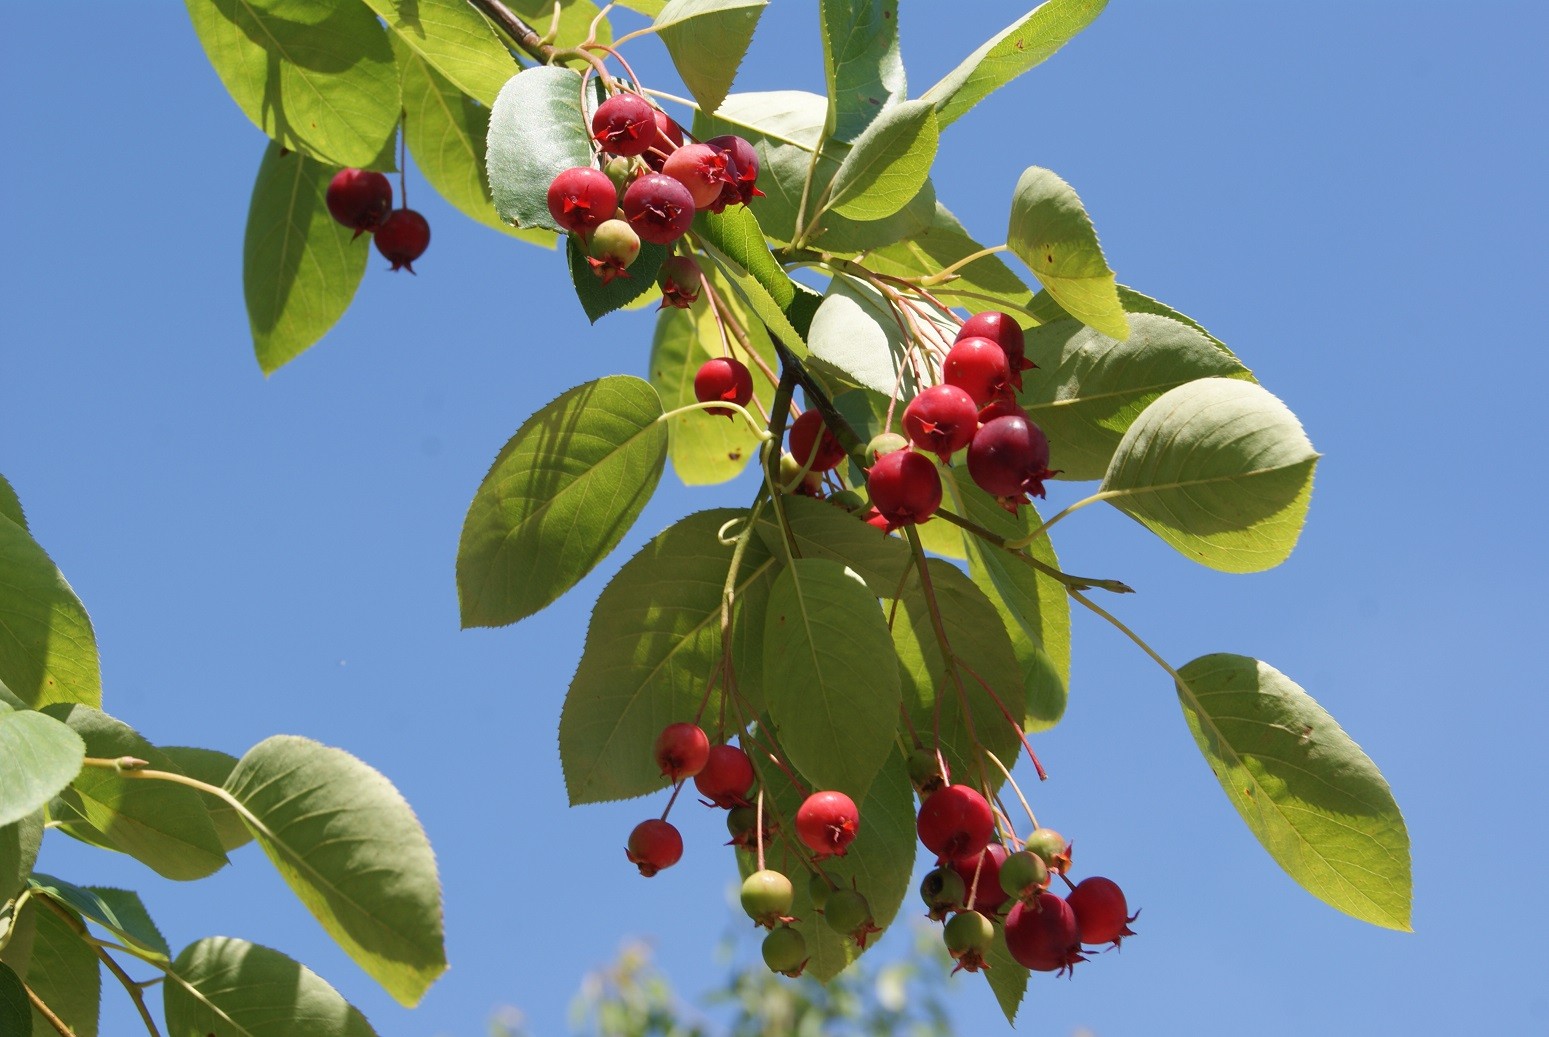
903 385 979 461
623 173 696 245
943 910 996 974
867 448 942 526
661 143 735 209
762 925 807 977
653 722 710 781
966 414 1054 503
942 336 1013 406
325 168 392 237
693 357 754 418
1067 876 1138 948
374 209 430 273
916 784 995 860
547 167 619 235
794 790 860 859
657 255 702 309
919 865 967 922
740 869 796 928
951 842 1010 914
585 219 641 284
1004 892 1085 974
958 311 1035 391
704 135 763 211
1023 827 1072 874
591 92 657 157
823 888 881 948
625 819 683 877
905 747 949 795
693 744 755 808
998 849 1051 903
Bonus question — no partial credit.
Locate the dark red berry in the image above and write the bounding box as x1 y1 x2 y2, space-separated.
374 209 430 272
903 385 979 460
326 168 392 236
643 110 684 171
1004 892 1085 974
916 784 994 860
1067 876 1138 947
977 397 1028 424
693 357 754 418
958 311 1035 390
653 722 710 781
657 255 702 310
693 744 755 807
942 336 1013 406
662 143 735 209
625 819 682 877
787 410 845 472
623 173 696 245
547 167 618 235
794 790 860 859
966 414 1053 502
867 449 942 526
591 93 657 157
704 135 763 211
951 842 1010 914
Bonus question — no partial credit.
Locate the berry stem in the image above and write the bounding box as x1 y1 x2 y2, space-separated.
755 789 767 872
918 244 1009 286
1006 491 1114 550
958 658 1047 781
397 118 407 208
657 400 773 440
24 981 73 1037
660 778 686 821
983 749 1039 833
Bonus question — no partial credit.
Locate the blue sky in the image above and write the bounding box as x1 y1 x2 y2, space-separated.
4 1 1547 1034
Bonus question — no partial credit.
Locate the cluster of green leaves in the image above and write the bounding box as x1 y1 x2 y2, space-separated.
0 470 446 1035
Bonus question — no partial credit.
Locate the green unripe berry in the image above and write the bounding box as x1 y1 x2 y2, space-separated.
943 909 995 959
1024 828 1069 871
808 872 833 911
761 925 807 977
588 218 641 269
998 849 1050 902
905 747 948 794
865 432 909 467
740 869 795 928
827 488 866 512
824 888 878 946
920 865 966 921
602 156 639 195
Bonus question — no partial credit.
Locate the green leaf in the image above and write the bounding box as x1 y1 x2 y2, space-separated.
505 0 615 49
1 813 43 905
825 99 938 222
1100 378 1319 573
244 143 369 374
559 510 777 804
886 560 1025 792
1021 313 1253 481
0 962 27 1037
225 735 446 1006
820 0 905 142
1007 166 1126 339
0 474 25 532
43 706 228 881
158 746 253 853
762 559 900 797
922 0 1107 128
28 875 170 962
653 0 767 114
0 900 99 1037
395 38 555 247
0 709 84 827
981 923 1029 1025
364 0 514 106
457 376 668 627
866 201 1034 313
164 936 378 1037
1031 283 1247 363
487 66 592 232
1174 655 1412 930
753 495 912 596
183 0 400 167
565 236 668 322
0 515 100 709
807 274 949 397
694 209 812 354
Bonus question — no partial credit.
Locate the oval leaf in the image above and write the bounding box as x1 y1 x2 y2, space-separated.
807 274 948 397
158 746 253 853
28 874 170 962
164 936 377 1037
752 495 912 596
820 0 906 142
654 0 768 114
1099 378 1319 572
0 900 99 1037
457 376 668 627
0 515 100 709
762 558 900 797
487 66 592 232
866 201 1034 313
224 735 446 1006
1 813 44 905
0 962 27 1037
0 710 84 828
566 235 668 322
364 0 514 105
826 99 938 222
1007 166 1127 339
1174 654 1412 930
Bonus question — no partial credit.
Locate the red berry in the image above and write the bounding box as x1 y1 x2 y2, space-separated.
653 722 710 781
942 336 1013 406
903 385 979 461
623 173 696 245
657 255 702 309
704 135 762 211
694 357 754 418
787 410 845 472
1004 892 1085 974
977 397 1027 424
591 93 657 157
1067 876 1138 947
374 209 430 272
625 818 682 877
966 414 1053 501
951 842 1010 914
867 449 942 526
643 110 684 171
693 744 755 807
325 168 392 236
958 311 1035 390
662 143 735 209
916 784 994 860
547 167 618 235
794 790 860 859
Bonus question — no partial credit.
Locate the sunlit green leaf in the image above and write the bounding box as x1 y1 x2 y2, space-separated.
752 495 912 596
653 0 768 113
0 899 98 1037
1007 166 1126 339
826 100 938 222
565 236 669 322
158 746 253 853
164 936 378 1036
487 66 592 232
364 0 514 105
820 0 905 141
866 201 1034 314
0 474 25 532
0 709 83 828
0 516 99 710
0 813 43 905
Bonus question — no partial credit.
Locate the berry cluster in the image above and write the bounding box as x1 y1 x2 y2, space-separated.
325 168 430 273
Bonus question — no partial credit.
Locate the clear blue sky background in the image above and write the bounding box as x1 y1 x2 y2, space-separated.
4 1 1547 1034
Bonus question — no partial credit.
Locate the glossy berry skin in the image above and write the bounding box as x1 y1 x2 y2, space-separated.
643 110 684 171
958 311 1034 391
823 889 880 948
625 819 682 877
1004 892 1085 974
787 410 846 472
919 865 966 922
1067 876 1137 947
942 336 1013 405
740 869 796 928
762 925 807 977
586 219 641 284
903 385 979 460
794 790 860 859
950 842 1010 914
916 784 994 860
326 168 392 236
693 357 754 418
653 722 710 781
374 209 430 272
943 910 995 973
623 173 696 245
967 414 1052 500
547 167 618 235
661 143 734 208
705 135 762 211
1024 827 1071 874
867 449 942 526
591 93 657 157
998 849 1050 903
693 744 755 807
865 431 909 467
657 255 702 309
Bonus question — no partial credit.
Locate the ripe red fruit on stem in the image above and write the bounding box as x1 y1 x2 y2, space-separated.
794 790 860 859
591 93 657 157
1005 892 1085 974
693 744 755 807
787 410 845 472
867 448 942 526
966 414 1053 502
903 385 979 460
694 357 754 418
951 842 1010 913
643 110 684 171
547 167 618 235
325 168 392 236
623 173 696 245
942 336 1013 405
625 819 683 877
374 209 430 272
958 310 1035 390
704 135 763 211
916 783 995 860
653 722 710 781
662 143 735 208
1067 876 1138 947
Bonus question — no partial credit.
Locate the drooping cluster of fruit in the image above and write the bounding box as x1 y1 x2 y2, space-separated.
546 91 761 293
324 168 431 273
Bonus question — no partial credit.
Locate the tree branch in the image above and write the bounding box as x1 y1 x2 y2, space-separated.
468 0 557 64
